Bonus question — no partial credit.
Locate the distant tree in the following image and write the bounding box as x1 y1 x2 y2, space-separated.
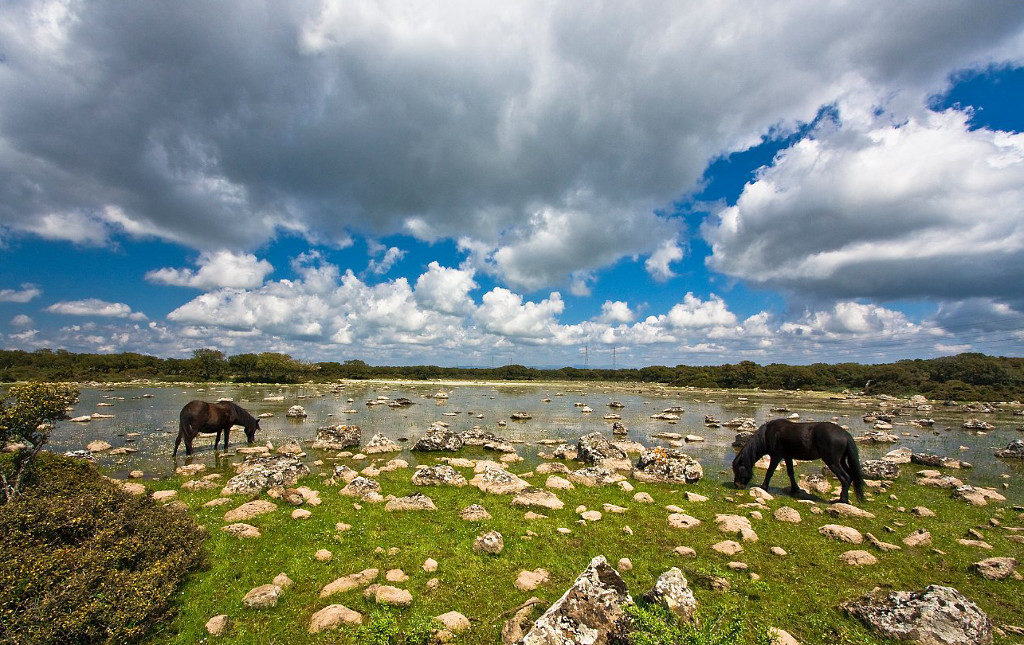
0 382 78 503
187 348 227 381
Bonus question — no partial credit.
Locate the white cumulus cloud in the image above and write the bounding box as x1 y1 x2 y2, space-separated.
146 250 274 289
46 298 147 320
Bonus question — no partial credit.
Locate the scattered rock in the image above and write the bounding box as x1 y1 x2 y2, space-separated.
315 549 333 562
436 611 470 634
364 584 412 606
223 456 310 495
339 476 383 502
221 523 261 538
386 569 409 583
309 604 363 633
423 558 438 573
364 433 402 454
385 493 437 511
474 530 504 555
313 424 361 450
224 499 278 522
839 550 878 566
545 475 574 490
569 466 625 487
995 439 1024 459
291 508 312 519
470 466 529 494
862 460 900 480
321 569 380 598
205 614 231 636
242 584 281 609
502 597 545 645
512 487 565 510
715 514 758 541
633 448 703 484
516 568 551 591
643 567 696 622
668 514 701 530
903 529 932 547
711 540 743 556
285 405 307 418
460 504 492 521
970 557 1017 580
151 489 178 502
414 427 464 452
819 524 864 544
828 503 875 519
843 585 993 645
774 506 802 523
86 440 112 452
518 555 633 645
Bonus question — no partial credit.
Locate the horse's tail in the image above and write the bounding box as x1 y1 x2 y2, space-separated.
845 436 866 501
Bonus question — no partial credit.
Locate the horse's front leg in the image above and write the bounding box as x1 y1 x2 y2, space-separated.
214 429 222 451
223 427 230 450
761 455 781 490
785 457 798 496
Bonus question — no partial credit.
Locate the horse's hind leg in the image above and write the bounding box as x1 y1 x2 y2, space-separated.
173 433 182 456
761 455 781 490
824 458 852 503
214 429 222 451
224 427 230 450
185 434 194 456
785 457 798 496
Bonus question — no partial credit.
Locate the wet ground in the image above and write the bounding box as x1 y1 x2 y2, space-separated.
50 381 1024 495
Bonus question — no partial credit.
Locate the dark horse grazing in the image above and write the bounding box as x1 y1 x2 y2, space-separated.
732 418 865 504
174 400 260 456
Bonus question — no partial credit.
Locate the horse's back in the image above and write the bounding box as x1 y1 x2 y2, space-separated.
766 419 850 459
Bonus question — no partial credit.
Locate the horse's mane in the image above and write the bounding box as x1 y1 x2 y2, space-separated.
736 423 768 467
226 402 257 425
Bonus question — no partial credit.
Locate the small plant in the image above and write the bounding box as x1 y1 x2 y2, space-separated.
0 381 77 503
351 608 442 645
626 601 773 645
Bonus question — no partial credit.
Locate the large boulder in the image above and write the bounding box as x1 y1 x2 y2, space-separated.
862 459 900 480
519 556 633 644
412 464 468 487
313 425 361 450
995 439 1024 459
413 427 464 452
576 433 628 467
285 405 307 418
222 456 310 495
364 433 402 454
970 557 1017 580
633 448 703 484
843 585 992 645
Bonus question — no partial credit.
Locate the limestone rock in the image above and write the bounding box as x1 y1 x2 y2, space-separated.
515 568 550 591
862 459 900 480
221 523 261 538
502 597 545 645
412 464 468 487
576 432 629 467
473 530 504 555
309 604 363 633
364 433 402 454
339 476 383 502
970 557 1017 580
385 493 437 511
774 506 802 523
224 499 277 522
470 466 529 494
205 614 230 636
668 513 701 529
320 569 380 598
995 439 1024 459
413 427 464 452
715 514 758 542
242 584 281 609
87 440 112 452
313 424 361 450
843 585 992 645
827 503 876 519
545 475 574 490
903 529 932 547
839 550 878 566
819 524 864 544
568 467 625 487
460 504 492 521
223 456 310 495
511 487 565 510
436 611 470 633
519 556 633 645
643 567 697 623
315 549 333 562
711 540 743 556
633 448 703 484
364 584 413 606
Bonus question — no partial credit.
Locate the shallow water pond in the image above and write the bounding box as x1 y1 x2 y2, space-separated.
49 381 1024 497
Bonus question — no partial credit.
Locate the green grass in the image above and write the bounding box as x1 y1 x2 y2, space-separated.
140 450 1024 644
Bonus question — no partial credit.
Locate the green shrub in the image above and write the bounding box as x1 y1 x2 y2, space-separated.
0 453 205 644
350 609 442 645
626 601 773 645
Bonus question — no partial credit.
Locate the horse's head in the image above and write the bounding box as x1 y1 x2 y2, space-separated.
244 419 259 444
732 454 752 488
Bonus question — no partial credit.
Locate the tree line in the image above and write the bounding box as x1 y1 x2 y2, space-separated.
0 348 1021 401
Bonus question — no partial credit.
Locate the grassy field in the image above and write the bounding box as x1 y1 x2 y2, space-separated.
139 446 1023 644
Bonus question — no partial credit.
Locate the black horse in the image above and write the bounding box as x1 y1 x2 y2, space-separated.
732 418 865 504
174 400 260 456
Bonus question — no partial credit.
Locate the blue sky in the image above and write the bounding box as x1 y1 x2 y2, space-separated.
2 2 1023 367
